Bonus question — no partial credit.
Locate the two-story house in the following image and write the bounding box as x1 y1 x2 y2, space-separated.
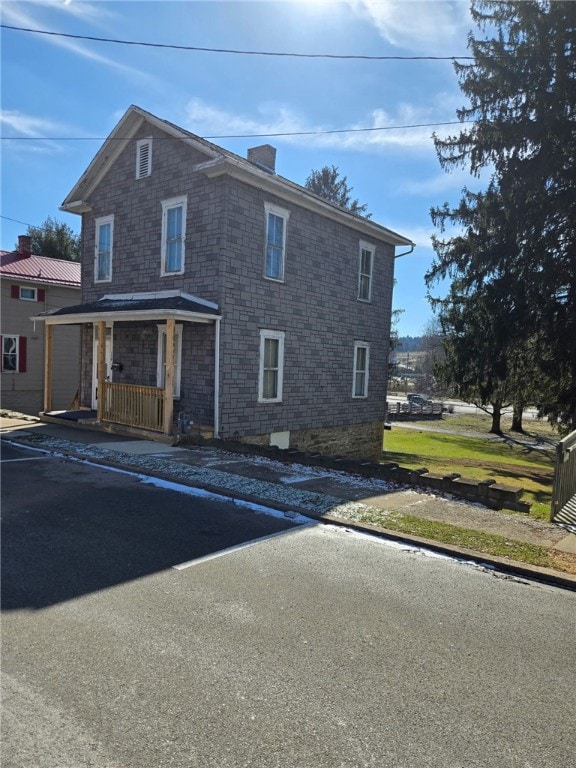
38 105 413 458
1 236 81 415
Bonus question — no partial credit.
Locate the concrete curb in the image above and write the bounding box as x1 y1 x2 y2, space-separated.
24 440 575 593
3 421 574 592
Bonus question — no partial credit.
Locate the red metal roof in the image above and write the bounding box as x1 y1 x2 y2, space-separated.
0 250 81 287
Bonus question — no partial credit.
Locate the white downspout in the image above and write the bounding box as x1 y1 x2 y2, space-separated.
214 317 221 438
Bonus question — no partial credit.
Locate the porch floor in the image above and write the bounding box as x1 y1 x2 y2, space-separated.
41 410 213 444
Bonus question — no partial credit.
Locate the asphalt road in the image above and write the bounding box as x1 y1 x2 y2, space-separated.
2 441 575 768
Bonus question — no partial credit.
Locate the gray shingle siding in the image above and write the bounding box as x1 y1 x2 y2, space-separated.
76 114 400 451
216 177 393 439
82 123 222 305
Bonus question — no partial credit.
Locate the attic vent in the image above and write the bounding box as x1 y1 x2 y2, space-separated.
136 138 152 179
247 144 276 173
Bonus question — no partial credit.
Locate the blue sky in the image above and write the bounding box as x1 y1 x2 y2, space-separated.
1 0 484 336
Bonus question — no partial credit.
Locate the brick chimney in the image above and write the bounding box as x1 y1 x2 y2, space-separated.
17 235 32 257
247 144 276 173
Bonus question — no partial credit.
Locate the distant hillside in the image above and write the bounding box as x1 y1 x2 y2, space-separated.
396 336 422 352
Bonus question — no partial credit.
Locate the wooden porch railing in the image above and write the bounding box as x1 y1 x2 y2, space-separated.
100 381 164 432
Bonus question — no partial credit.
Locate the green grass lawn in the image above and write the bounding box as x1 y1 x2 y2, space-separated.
382 421 556 520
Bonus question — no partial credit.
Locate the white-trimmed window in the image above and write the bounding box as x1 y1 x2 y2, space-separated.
352 342 369 398
358 241 375 302
264 203 289 281
161 196 187 275
19 286 37 301
136 138 152 179
156 324 183 398
1 334 26 373
95 215 113 283
258 329 285 402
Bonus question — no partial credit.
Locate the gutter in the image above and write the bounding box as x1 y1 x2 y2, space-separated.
394 243 416 258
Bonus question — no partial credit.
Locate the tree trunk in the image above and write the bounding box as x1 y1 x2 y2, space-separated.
490 400 503 434
511 403 524 433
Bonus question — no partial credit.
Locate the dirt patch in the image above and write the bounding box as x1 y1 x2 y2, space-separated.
548 551 576 575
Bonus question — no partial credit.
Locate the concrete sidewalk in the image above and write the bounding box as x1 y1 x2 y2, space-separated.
2 413 575 589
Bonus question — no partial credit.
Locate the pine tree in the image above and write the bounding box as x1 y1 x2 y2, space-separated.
427 0 576 432
305 165 370 217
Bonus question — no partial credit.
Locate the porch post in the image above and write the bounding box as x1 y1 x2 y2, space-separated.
214 317 221 438
97 321 106 421
43 323 53 413
163 317 175 435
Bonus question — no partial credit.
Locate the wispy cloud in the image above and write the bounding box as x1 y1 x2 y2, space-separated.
400 165 492 196
0 110 68 137
0 1 157 84
184 96 465 154
0 110 72 154
348 0 472 55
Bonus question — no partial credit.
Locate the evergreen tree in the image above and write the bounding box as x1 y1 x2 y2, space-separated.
427 0 576 432
305 165 370 217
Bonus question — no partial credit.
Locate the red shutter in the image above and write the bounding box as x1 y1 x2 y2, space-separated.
38 288 45 302
18 336 27 373
11 285 19 299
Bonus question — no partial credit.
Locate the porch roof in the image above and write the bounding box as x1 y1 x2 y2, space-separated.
34 292 221 326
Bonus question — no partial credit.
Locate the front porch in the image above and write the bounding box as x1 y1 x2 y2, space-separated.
41 403 215 444
37 291 222 443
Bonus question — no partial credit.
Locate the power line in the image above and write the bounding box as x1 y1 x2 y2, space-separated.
0 120 473 142
1 24 473 61
1 215 36 228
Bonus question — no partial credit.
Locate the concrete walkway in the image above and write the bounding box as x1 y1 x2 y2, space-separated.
1 413 575 588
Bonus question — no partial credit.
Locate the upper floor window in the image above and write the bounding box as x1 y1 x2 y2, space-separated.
1 334 26 373
358 241 375 302
19 286 37 301
258 329 285 402
11 285 45 302
95 215 113 283
136 138 152 179
352 341 369 398
264 203 289 281
161 196 187 276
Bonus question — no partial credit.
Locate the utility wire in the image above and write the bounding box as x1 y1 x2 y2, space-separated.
1 215 36 228
0 119 473 142
1 24 473 61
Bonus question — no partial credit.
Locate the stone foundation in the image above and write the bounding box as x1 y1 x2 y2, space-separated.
238 421 384 461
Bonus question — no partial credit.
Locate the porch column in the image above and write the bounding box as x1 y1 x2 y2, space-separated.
163 317 175 435
97 321 106 421
43 323 53 413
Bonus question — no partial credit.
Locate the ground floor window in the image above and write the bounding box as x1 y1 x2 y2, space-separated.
1 335 26 373
258 329 285 402
353 341 369 398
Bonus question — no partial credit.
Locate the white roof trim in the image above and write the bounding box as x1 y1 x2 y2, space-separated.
38 308 221 326
100 289 218 310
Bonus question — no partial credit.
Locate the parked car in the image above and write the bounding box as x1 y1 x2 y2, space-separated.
407 394 432 406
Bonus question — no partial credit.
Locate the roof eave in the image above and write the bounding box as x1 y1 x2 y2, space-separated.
197 157 414 247
36 308 221 325
61 106 221 209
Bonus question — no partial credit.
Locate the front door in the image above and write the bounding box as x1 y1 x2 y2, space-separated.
92 325 113 408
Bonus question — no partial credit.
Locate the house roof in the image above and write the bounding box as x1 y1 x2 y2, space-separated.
0 250 81 288
61 105 414 249
35 290 220 325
